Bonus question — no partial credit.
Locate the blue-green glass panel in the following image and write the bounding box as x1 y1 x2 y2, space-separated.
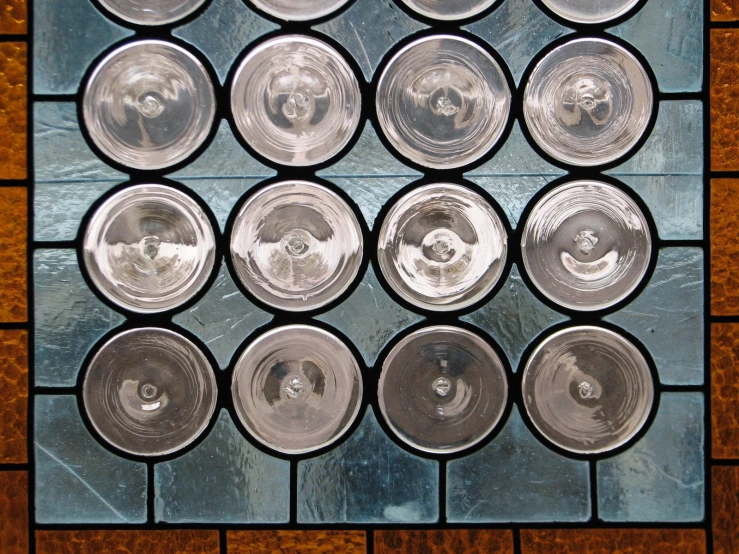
34 249 125 387
298 408 439 523
598 393 705 522
155 410 290 523
35 396 147 523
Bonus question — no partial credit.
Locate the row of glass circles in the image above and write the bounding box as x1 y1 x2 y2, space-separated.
97 0 643 26
83 322 655 457
83 179 652 315
83 32 653 171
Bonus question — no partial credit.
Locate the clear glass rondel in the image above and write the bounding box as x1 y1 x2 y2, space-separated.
232 325 363 455
83 40 216 170
379 325 508 454
83 184 216 314
522 326 654 455
83 327 218 457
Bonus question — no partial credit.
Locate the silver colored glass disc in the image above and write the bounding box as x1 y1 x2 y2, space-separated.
97 0 207 25
378 183 507 311
232 325 363 454
376 35 511 169
83 184 216 313
83 328 218 457
520 180 651 311
230 181 363 311
523 38 652 167
540 0 640 24
522 326 654 454
379 326 508 454
83 40 216 170
250 0 349 21
400 0 498 20
231 35 361 166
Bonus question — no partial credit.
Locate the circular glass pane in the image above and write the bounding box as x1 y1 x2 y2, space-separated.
520 180 651 311
231 35 361 166
399 0 498 20
83 184 216 313
250 0 349 21
523 38 652 167
379 326 508 454
97 0 207 25
83 328 218 457
540 0 640 24
83 40 216 170
376 35 511 169
232 325 363 454
230 181 363 311
522 326 654 454
378 183 508 311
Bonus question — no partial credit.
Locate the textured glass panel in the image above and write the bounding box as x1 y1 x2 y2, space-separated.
461 265 569 371
35 396 147 523
173 0 279 83
464 0 573 85
297 408 439 523
608 101 703 176
598 393 705 521
318 123 421 229
34 249 125 387
447 407 591 522
33 0 133 94
605 248 704 386
155 410 289 523
173 265 272 369
313 0 427 82
609 0 702 93
316 266 424 367
34 103 125 242
620 176 703 241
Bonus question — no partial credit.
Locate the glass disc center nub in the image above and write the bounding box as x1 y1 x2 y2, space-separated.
141 235 161 259
433 376 452 397
435 95 459 117
578 380 594 399
284 91 313 122
422 229 460 263
140 383 158 400
559 77 613 127
283 375 306 399
574 229 598 255
138 93 165 119
282 229 312 258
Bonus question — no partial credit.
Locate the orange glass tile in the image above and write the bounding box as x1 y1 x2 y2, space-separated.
0 472 28 554
36 530 220 554
712 179 739 315
375 529 513 554
712 323 739 458
520 529 705 554
228 530 366 554
0 187 25 322
712 30 739 172
713 0 739 21
714 466 739 554
0 42 25 180
0 0 26 34
0 330 26 463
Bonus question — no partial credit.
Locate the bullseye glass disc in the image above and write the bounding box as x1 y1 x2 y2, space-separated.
379 326 508 454
232 325 363 454
520 180 651 311
523 38 652 167
540 0 641 24
522 326 654 454
250 0 350 21
83 40 216 170
97 0 207 25
399 0 499 20
231 35 361 166
378 183 508 311
230 181 363 311
376 35 511 169
83 184 216 314
83 328 218 457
